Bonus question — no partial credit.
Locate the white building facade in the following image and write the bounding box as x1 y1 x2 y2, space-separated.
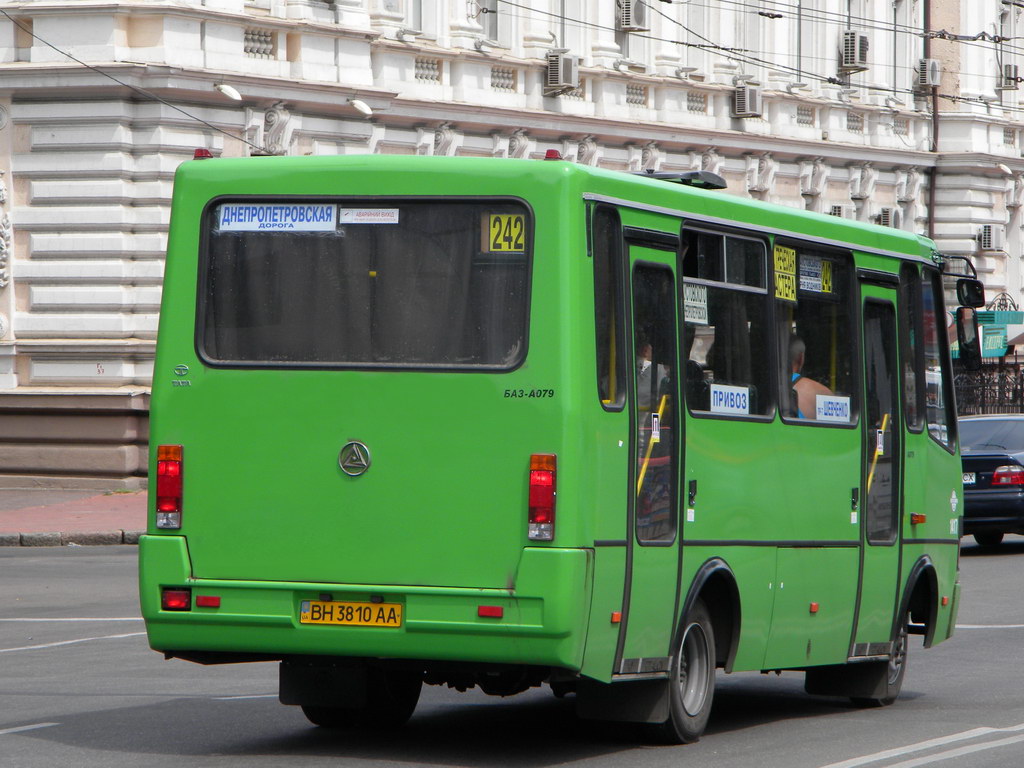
0 0 1019 486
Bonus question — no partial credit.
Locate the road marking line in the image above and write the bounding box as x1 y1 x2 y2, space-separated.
213 694 278 700
884 733 1024 767
0 723 59 736
0 632 145 653
0 618 142 623
955 623 1024 629
818 722 1024 767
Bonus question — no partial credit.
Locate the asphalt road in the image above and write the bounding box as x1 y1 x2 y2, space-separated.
2 539 1023 768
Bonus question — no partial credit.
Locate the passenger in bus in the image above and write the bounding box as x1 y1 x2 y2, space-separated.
637 340 668 410
790 335 832 419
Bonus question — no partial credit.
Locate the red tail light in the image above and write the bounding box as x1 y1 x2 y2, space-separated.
528 454 556 541
161 588 191 611
993 465 1024 485
156 445 183 529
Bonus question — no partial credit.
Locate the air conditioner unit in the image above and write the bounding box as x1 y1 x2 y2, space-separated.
618 0 649 32
732 85 763 118
545 50 579 95
840 30 869 73
917 58 941 88
876 207 902 228
979 224 1006 251
999 63 1020 91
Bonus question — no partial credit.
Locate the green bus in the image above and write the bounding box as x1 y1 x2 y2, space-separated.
140 153 982 743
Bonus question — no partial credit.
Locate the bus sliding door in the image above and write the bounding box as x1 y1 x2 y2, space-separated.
854 287 903 654
615 246 682 675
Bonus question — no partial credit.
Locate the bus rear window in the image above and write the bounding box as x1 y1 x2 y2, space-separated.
199 199 531 369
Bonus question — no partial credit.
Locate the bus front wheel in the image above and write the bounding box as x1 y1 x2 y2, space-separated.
653 598 716 743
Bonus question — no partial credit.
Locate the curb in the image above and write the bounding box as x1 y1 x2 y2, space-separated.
0 530 145 547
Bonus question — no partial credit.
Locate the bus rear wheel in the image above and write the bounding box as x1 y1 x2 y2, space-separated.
852 613 909 708
653 598 716 743
300 667 422 729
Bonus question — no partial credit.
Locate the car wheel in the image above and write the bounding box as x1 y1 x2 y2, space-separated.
651 598 716 743
974 531 1004 547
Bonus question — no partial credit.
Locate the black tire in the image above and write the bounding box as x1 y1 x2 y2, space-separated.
851 613 909 708
974 531 1004 547
653 598 716 743
301 667 422 729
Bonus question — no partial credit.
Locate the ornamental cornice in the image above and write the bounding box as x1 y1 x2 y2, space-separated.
0 1 382 39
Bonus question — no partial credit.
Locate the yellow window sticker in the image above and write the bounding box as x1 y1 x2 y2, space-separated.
774 245 797 302
484 214 526 253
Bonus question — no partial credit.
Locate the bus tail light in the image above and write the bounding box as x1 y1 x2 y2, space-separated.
156 445 183 529
528 454 556 541
992 465 1024 486
161 588 191 611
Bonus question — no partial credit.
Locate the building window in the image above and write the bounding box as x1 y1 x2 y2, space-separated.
847 112 864 133
479 0 498 41
408 0 422 31
1005 127 1017 146
797 106 816 126
893 118 909 136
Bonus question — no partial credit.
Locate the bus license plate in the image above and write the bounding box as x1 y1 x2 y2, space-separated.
299 600 402 628
963 472 976 485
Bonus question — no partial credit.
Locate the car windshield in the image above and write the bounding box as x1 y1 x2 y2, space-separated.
959 418 1024 452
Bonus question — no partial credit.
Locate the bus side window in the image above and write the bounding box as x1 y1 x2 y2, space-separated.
777 246 856 425
681 228 772 417
593 206 626 410
899 264 925 432
921 268 957 448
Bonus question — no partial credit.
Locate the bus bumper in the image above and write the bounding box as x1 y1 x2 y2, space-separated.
139 535 592 670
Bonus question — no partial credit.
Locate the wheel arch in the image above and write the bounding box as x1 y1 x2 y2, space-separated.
898 555 939 648
680 558 741 673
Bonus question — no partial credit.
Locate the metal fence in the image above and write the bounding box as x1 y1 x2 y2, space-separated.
954 359 1024 415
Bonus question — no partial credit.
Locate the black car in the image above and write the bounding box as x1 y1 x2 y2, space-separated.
960 414 1024 547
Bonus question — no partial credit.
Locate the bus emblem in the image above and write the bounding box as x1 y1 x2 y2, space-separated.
339 441 371 477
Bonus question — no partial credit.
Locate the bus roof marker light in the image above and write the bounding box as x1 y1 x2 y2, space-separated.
544 149 563 160
193 148 214 160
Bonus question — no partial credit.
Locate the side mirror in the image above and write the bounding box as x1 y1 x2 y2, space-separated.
956 278 985 308
956 306 982 371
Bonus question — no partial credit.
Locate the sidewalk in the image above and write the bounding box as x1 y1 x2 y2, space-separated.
0 488 147 546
